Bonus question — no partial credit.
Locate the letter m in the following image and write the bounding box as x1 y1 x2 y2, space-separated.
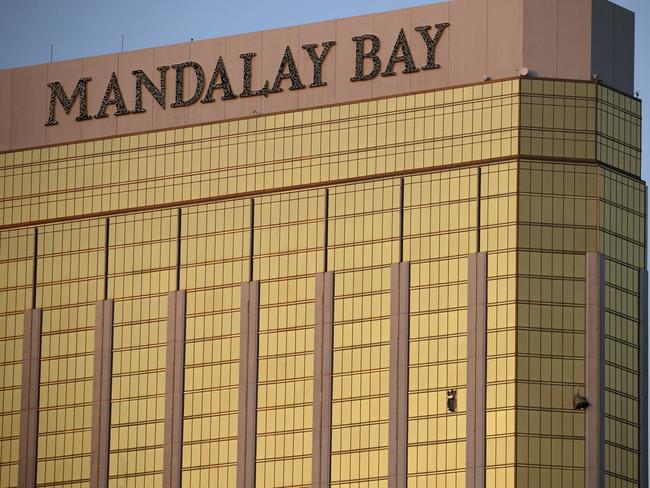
45 77 92 126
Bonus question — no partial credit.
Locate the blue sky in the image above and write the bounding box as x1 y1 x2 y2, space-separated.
0 0 648 181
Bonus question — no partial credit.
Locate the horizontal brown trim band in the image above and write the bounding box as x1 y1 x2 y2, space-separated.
2 95 521 173
0 127 520 206
522 157 641 181
0 156 643 232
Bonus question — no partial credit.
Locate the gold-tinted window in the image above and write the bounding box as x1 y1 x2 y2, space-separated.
108 210 175 486
180 201 248 487
404 169 475 487
35 220 103 486
0 229 32 487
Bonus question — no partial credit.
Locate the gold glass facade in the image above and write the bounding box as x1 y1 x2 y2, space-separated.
36 220 102 486
0 76 645 488
405 168 475 487
108 211 176 486
181 200 248 486
329 180 396 487
0 229 31 487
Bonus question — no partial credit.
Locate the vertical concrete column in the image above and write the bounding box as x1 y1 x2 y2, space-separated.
312 272 334 488
466 252 487 488
90 300 114 488
585 252 605 488
18 309 42 488
640 268 648 488
163 291 187 488
388 262 410 488
237 281 260 488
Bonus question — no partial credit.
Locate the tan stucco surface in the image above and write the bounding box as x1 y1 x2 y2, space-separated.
0 0 633 153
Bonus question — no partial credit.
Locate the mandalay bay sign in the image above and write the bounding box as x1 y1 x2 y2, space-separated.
45 24 449 126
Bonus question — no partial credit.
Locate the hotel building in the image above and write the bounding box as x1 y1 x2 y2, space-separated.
0 0 646 487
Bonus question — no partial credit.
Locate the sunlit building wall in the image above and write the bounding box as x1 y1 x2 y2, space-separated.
0 1 645 488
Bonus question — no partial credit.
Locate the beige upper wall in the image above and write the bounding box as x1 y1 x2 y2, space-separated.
0 0 633 153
